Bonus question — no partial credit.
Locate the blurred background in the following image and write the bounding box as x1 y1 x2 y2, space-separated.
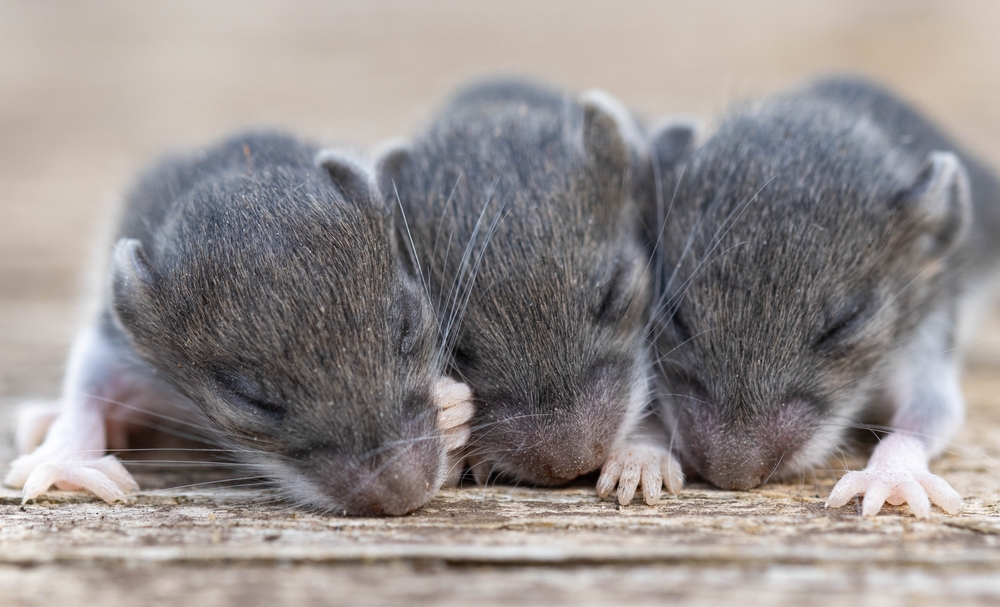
3 0 1000 399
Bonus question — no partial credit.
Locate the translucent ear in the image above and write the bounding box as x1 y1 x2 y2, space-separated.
580 89 637 179
315 148 377 206
110 238 158 328
898 151 971 257
650 120 697 169
373 138 413 209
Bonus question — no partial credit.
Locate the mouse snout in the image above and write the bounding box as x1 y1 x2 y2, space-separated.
300 441 443 517
482 418 610 485
524 438 606 485
347 456 439 516
700 447 784 491
684 400 813 491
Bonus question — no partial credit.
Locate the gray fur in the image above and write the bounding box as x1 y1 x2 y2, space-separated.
646 76 996 490
108 131 449 515
378 79 651 485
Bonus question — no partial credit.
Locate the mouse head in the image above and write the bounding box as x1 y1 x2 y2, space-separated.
651 99 970 490
111 138 459 515
378 84 652 485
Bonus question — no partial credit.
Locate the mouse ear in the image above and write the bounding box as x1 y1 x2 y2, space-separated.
579 89 640 181
315 149 377 207
373 139 413 211
374 140 426 278
650 120 697 169
110 238 159 329
896 151 971 257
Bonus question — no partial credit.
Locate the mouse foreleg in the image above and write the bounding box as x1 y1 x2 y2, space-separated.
5 322 142 504
826 310 964 517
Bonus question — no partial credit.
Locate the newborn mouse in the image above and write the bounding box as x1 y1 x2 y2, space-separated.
376 78 676 501
646 76 1000 517
5 131 473 516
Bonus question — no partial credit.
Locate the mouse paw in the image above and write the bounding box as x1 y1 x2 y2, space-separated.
825 434 962 518
7 454 139 505
596 443 684 506
5 407 139 505
434 377 474 452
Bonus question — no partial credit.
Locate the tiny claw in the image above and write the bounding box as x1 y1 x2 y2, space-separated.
917 472 963 515
860 479 892 517
596 457 623 499
641 458 662 506
663 453 685 495
825 470 867 509
900 479 932 519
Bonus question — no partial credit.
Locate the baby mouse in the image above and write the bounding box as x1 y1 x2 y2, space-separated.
645 76 1000 517
5 131 473 516
376 78 674 501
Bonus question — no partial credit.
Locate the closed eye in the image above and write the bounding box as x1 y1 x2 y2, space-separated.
594 265 625 323
814 297 877 351
215 372 286 423
392 283 430 357
228 392 286 422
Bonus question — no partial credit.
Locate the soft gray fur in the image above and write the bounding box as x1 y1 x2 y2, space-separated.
377 79 652 485
109 132 450 515
646 76 998 490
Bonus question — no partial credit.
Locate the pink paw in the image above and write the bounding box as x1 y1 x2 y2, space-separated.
5 406 139 505
6 453 138 505
596 443 684 505
825 434 962 518
434 377 474 452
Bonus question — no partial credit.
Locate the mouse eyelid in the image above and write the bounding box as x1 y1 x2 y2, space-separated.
814 296 878 351
229 393 286 422
594 257 641 324
390 285 427 356
593 268 623 323
214 372 286 422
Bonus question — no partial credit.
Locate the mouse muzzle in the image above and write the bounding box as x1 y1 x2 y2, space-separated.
286 435 446 517
681 399 814 491
470 412 615 485
503 436 607 485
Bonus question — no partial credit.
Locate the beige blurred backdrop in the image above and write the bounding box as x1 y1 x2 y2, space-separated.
3 0 1000 398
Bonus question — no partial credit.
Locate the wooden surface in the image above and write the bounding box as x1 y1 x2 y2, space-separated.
3 1 1000 605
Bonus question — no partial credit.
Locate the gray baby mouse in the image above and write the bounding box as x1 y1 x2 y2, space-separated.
376 79 677 501
644 76 1000 517
5 131 473 516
